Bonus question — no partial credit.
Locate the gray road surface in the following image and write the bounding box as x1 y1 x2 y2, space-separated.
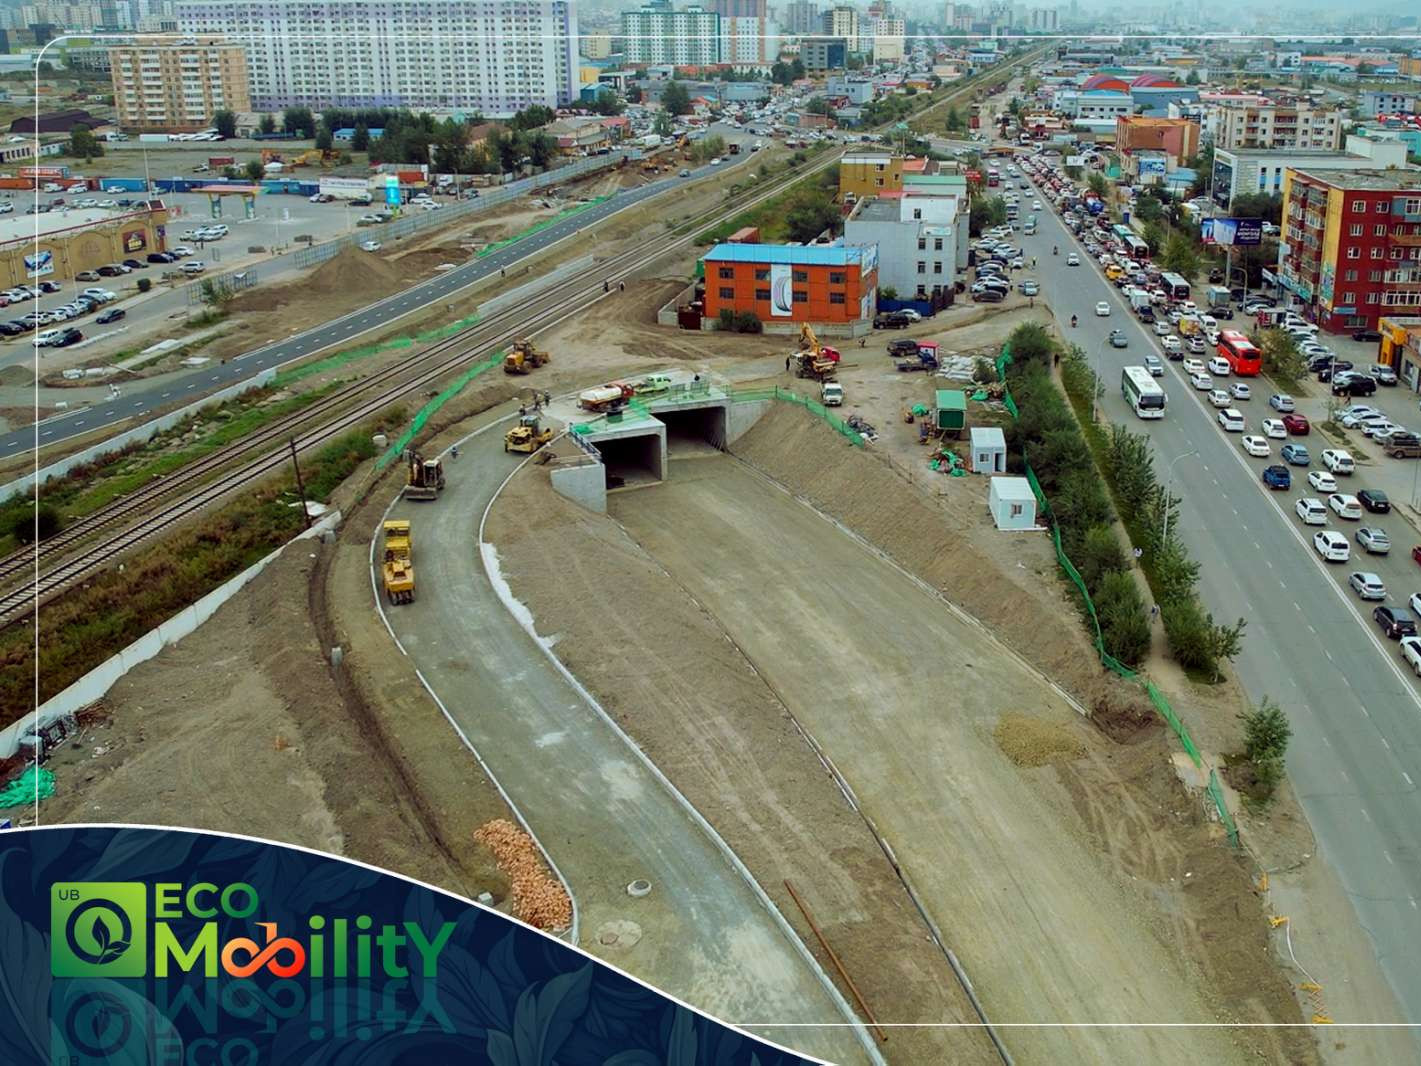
1026 187 1421 1041
377 424 877 1066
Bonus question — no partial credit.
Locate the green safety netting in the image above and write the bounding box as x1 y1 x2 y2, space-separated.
475 196 609 259
376 349 505 470
0 766 54 807
275 313 483 388
996 344 1238 846
725 386 866 447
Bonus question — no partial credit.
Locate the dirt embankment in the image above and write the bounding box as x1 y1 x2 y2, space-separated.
484 467 1000 1066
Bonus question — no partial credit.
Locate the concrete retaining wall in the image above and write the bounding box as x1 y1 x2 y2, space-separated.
0 366 278 503
726 399 772 444
0 508 340 759
549 460 606 514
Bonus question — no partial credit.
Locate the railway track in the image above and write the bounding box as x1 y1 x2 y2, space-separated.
2 147 846 624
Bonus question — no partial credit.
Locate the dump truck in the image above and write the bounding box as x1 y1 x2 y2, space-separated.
578 382 635 412
381 520 415 605
402 452 445 501
503 338 550 375
505 413 554 453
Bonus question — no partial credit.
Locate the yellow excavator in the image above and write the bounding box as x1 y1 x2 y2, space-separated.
503 338 550 375
402 451 445 501
381 520 415 605
504 412 554 453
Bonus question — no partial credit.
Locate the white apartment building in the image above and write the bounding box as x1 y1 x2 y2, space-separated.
721 14 779 64
176 0 579 115
821 5 860 54
1213 101 1344 152
622 3 721 65
869 17 904 63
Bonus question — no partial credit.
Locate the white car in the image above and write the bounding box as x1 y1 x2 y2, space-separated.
1208 389 1231 408
1229 382 1251 401
1154 320 1172 336
97 199 116 209
1349 571 1386 600
181 261 206 275
1269 394 1295 412
1066 252 1080 265
1401 635 1421 677
1314 530 1350 562
359 240 381 252
1328 493 1363 520
1360 420 1401 439
1339 407 1381 428
899 309 923 322
1190 372 1213 391
1242 435 1270 457
1322 449 1355 474
1218 408 1245 432
32 328 63 346
1161 335 1182 354
1182 358 1206 377
1295 497 1327 525
1094 301 1111 317
1260 418 1287 439
1307 470 1338 493
1207 357 1231 376
710 157 723 165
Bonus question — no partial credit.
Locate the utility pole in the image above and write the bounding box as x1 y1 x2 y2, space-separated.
1161 448 1199 545
289 438 312 529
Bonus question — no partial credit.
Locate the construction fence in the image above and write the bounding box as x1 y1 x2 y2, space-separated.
376 349 506 471
273 312 483 389
727 386 867 448
994 345 1239 846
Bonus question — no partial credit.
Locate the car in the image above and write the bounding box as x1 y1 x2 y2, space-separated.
1374 606 1417 640
1349 571 1387 600
1322 449 1356 474
1360 419 1401 440
678 169 691 177
1208 389 1231 408
1295 497 1328 525
874 311 911 329
1260 418 1287 439
98 199 117 209
96 265 123 278
1207 356 1230 376
1190 371 1213 390
1314 530 1351 562
972 288 1005 303
94 307 125 324
181 261 206 275
1352 489 1390 515
1019 280 1039 296
1357 527 1392 554
1184 335 1206 355
359 240 382 252
1229 382 1251 401
1094 301 1110 317
81 288 114 302
32 328 62 347
1353 329 1384 343
52 327 81 347
1066 252 1080 265
146 252 172 264
1262 464 1291 489
899 309 923 323
1280 443 1310 466
1242 435 1270 457
1143 354 1163 376
1108 329 1127 348
1329 493 1363 519
1153 319 1172 337
1340 408 1383 429
75 270 100 282
1275 414 1309 437
1403 635 1421 675
710 157 723 165
1307 470 1338 493
1334 374 1377 397
1182 357 1206 376
121 259 146 270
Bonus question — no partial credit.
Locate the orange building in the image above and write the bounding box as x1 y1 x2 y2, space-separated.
1113 115 1200 165
702 243 878 325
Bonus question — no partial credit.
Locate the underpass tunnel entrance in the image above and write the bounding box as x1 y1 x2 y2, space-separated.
655 405 727 457
596 431 664 490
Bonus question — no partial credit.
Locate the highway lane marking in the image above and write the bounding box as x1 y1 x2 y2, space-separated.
1406 770 1414 785
1386 851 1395 864
1363 807 1372 822
1382 736 1391 750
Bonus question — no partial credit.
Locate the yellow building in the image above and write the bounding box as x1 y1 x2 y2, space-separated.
109 37 250 133
0 204 172 287
839 153 903 200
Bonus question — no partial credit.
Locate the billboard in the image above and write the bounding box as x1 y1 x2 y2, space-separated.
19 165 69 180
1138 158 1167 178
384 174 401 207
318 176 372 200
769 262 794 317
1204 217 1263 247
24 250 53 277
122 228 147 253
1065 154 1086 167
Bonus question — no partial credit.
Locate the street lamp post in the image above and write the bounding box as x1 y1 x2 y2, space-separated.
1161 448 1199 545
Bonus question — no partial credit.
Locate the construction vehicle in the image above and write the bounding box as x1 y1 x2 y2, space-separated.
381 520 415 605
578 382 635 413
402 452 445 500
503 338 550 375
895 349 940 373
677 134 692 160
505 413 554 453
798 323 841 364
793 323 843 381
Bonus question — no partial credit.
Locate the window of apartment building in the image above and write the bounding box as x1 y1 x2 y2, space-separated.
1392 248 1404 259
875 177 884 187
1404 197 1421 214
917 261 926 274
1372 248 1384 259
1350 224 1363 236
1377 201 1389 213
829 293 845 304
1347 247 1360 259
1351 200 1366 212
792 270 808 282
1345 269 1358 281
718 267 733 279
912 209 922 220
916 285 927 297
1343 292 1356 304
719 287 734 299
934 238 943 251
755 288 770 300
1375 224 1387 237
1366 293 1380 305
754 268 769 280
917 237 926 250
793 291 807 303
829 272 845 284
1370 270 1383 282
933 261 943 274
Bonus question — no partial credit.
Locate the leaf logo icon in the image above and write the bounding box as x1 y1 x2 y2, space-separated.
90 912 129 963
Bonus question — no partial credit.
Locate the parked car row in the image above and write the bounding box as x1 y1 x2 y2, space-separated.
1 287 119 339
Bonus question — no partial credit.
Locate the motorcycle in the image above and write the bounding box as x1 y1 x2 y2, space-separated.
1070 315 1078 328
1053 246 1059 255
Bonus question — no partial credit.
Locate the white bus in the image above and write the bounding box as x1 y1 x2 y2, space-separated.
1159 271 1191 300
1122 365 1166 419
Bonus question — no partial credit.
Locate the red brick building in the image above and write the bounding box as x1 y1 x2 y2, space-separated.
702 242 878 325
1279 168 1421 334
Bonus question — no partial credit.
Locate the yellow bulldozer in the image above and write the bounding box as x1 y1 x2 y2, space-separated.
402 451 445 501
505 413 554 453
381 520 415 605
503 338 550 375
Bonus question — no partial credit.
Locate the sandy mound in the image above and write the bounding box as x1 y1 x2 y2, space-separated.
233 247 401 313
993 713 1087 767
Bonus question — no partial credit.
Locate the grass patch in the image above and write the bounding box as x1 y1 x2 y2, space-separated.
0 423 380 727
695 163 839 245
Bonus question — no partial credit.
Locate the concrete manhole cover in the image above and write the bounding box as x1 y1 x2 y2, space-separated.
626 879 652 898
595 919 643 949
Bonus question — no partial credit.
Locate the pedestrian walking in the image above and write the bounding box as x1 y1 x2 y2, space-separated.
1150 603 1160 622
619 281 625 292
858 337 866 348
785 355 791 372
1133 547 1143 561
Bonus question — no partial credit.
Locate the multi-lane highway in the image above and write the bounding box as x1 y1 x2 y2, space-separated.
1024 179 1421 1039
1 144 753 456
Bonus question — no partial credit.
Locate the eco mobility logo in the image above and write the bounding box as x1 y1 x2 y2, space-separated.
52 881 456 980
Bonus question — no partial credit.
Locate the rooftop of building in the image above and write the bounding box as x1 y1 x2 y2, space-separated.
903 173 966 186
843 153 895 165
1292 168 1421 190
853 198 900 221
0 205 152 247
1116 115 1195 126
704 241 865 267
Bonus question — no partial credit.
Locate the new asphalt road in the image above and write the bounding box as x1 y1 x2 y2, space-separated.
1026 192 1421 1041
1 145 752 457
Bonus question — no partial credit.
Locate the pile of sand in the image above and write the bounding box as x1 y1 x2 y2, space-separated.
993 713 1087 767
233 247 401 313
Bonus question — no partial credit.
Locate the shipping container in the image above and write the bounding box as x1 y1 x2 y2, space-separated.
935 389 966 435
208 156 235 167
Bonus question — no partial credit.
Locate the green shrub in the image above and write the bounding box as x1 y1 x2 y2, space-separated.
1095 570 1152 666
8 503 62 545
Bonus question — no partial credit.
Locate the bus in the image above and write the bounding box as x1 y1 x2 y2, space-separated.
986 166 1000 187
1160 272 1191 300
1121 234 1150 261
1122 365 1167 419
1217 330 1262 376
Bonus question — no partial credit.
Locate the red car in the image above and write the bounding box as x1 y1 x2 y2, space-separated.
1282 414 1310 435
1413 545 1421 566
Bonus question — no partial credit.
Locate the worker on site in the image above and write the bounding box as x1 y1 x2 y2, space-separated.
785 355 791 372
451 444 459 459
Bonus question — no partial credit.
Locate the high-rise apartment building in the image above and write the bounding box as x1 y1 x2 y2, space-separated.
869 16 903 61
176 0 579 115
109 35 249 131
621 2 721 65
783 0 819 35
580 32 613 60
1214 101 1343 152
820 5 859 53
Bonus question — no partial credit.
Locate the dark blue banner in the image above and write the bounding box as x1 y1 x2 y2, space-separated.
0 825 822 1066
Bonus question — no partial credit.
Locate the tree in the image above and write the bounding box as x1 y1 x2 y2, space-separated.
1006 322 1054 367
258 114 276 135
351 123 370 152
1133 194 1164 223
244 159 265 183
1159 233 1201 280
9 503 62 545
626 84 643 104
524 131 556 169
945 106 965 132
315 127 334 151
1185 69 1201 85
653 110 674 138
968 194 1007 237
1257 328 1307 386
68 126 102 160
591 89 624 116
661 80 691 117
510 104 555 131
198 277 235 310
806 97 833 116
1230 192 1282 225
784 191 839 243
1086 171 1108 198
1241 698 1291 763
282 107 317 138
212 109 237 139
771 61 794 86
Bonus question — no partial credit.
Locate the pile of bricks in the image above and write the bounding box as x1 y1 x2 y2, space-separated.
473 819 573 931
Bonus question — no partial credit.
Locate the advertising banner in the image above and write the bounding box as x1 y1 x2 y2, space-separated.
769 262 793 317
1204 217 1263 246
1138 158 1166 178
319 176 374 200
24 250 54 277
0 825 822 1066
122 228 147 253
20 165 69 180
1064 154 1086 167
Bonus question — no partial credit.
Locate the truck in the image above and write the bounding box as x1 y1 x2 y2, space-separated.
638 134 663 149
1205 285 1231 308
381 520 415 605
728 142 741 155
578 382 635 412
821 382 844 405
1127 287 1152 312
